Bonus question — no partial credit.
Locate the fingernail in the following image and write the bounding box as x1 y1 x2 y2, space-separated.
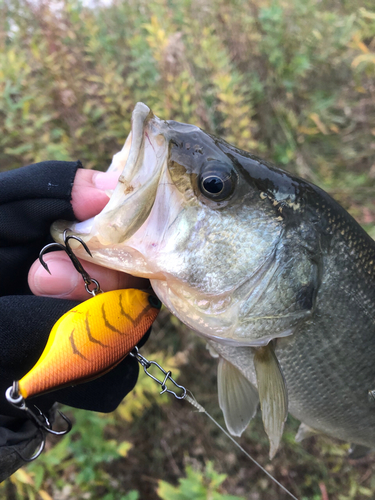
93 171 119 190
34 259 79 296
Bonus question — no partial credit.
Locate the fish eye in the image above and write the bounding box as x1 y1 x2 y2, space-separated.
198 162 236 201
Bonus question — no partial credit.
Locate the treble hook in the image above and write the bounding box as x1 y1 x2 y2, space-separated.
5 384 72 462
39 229 101 295
6 384 72 436
12 429 45 463
42 409 73 436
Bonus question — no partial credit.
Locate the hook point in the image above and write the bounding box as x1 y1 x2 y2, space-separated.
41 259 51 275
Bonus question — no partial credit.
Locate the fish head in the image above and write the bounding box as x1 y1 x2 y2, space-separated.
53 103 318 347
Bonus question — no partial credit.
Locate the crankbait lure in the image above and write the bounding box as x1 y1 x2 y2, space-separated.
17 288 160 399
6 230 160 460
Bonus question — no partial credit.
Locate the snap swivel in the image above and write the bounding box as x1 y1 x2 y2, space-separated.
130 347 186 400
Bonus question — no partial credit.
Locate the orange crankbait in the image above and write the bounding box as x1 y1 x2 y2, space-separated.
18 289 160 399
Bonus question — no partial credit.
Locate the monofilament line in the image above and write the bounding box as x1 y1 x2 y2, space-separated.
185 393 299 500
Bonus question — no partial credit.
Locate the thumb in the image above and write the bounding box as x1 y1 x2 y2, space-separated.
72 169 119 221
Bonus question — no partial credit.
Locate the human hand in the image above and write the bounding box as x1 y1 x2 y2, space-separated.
1 162 151 411
0 161 154 480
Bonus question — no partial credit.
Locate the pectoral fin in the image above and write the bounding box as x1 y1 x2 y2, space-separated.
218 358 259 437
295 422 319 443
253 343 288 459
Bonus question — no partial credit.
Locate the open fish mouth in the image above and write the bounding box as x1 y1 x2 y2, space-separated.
62 103 168 245
52 103 212 283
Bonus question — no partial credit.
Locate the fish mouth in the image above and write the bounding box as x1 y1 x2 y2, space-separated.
52 102 169 246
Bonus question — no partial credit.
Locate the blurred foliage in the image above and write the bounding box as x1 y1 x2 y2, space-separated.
0 409 138 500
1 0 374 228
157 461 245 500
1 0 375 499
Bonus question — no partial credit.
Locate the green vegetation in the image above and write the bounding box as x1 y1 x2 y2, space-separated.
157 461 245 500
1 0 374 229
1 0 375 498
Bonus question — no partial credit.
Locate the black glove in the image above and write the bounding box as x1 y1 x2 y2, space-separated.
0 161 145 481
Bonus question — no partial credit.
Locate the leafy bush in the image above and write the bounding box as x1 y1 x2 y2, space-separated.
157 461 245 500
1 0 374 231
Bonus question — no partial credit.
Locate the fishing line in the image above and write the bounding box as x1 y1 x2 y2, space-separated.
131 348 299 500
184 391 299 500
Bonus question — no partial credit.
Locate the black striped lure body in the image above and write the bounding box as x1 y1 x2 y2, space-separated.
18 289 161 398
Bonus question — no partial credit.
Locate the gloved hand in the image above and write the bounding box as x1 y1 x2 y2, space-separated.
0 161 150 481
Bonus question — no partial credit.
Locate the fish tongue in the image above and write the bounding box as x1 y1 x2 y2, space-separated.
253 343 288 459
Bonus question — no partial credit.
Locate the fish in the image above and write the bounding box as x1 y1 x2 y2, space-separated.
18 289 161 398
52 102 375 458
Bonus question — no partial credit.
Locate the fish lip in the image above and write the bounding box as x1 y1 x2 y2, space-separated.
117 102 152 184
51 103 166 245
88 104 168 244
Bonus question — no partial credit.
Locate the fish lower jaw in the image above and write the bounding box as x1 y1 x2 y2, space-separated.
150 280 290 347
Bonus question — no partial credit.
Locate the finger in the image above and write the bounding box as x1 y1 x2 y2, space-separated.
28 252 150 301
72 168 120 221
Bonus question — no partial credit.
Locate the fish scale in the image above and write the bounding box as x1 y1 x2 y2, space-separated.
277 230 375 445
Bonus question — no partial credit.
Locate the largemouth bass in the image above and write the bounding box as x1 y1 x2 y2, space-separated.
52 103 375 458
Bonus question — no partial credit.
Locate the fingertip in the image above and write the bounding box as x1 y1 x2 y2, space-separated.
72 169 119 221
28 253 151 301
29 255 80 298
92 171 120 190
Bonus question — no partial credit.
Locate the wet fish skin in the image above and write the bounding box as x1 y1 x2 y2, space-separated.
53 103 375 454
